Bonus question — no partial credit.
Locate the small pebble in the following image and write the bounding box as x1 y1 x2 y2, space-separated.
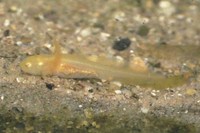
16 41 23 46
158 1 175 16
122 89 133 98
151 92 157 97
177 93 182 97
1 95 4 100
112 37 131 51
137 25 150 36
80 28 91 37
184 110 188 113
100 32 110 41
4 19 10 27
84 85 94 93
3 29 10 37
9 6 18 12
151 90 160 97
114 11 125 22
35 14 44 20
16 77 26 83
45 82 55 90
115 90 122 95
141 107 149 114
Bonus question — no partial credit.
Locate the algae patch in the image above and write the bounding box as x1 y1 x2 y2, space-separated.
0 107 197 133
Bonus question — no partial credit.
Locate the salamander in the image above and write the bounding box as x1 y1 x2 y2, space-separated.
20 40 186 89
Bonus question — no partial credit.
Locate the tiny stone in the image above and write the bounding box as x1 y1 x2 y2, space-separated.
9 6 18 12
80 28 91 37
4 19 10 27
84 85 93 93
151 92 157 97
100 32 110 41
114 11 125 22
44 43 52 49
16 41 23 46
159 1 171 8
15 122 25 129
115 90 122 94
137 25 150 36
35 14 44 20
45 82 55 90
3 29 10 37
1 95 4 100
159 1 175 16
112 37 131 51
186 17 193 23
141 107 149 114
177 93 182 97
16 77 21 83
77 36 82 41
184 110 188 113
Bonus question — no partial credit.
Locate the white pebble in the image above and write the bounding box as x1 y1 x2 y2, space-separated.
114 11 125 22
159 1 175 16
151 92 157 97
4 19 10 27
115 90 122 94
1 95 4 100
80 28 91 37
16 41 23 46
141 107 149 114
100 32 110 41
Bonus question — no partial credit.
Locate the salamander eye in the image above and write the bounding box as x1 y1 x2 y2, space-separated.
38 61 44 66
25 62 32 68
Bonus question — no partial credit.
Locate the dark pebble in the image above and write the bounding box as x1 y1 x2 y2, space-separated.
112 37 131 51
3 29 10 37
45 82 55 90
11 107 24 115
15 122 25 129
137 25 150 36
88 88 94 93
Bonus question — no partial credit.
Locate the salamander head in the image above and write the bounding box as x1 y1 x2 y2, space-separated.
20 55 51 75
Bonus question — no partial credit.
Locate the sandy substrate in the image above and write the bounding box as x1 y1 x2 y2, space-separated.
0 0 200 132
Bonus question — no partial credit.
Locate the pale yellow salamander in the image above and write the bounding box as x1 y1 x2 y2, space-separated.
20 40 186 89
